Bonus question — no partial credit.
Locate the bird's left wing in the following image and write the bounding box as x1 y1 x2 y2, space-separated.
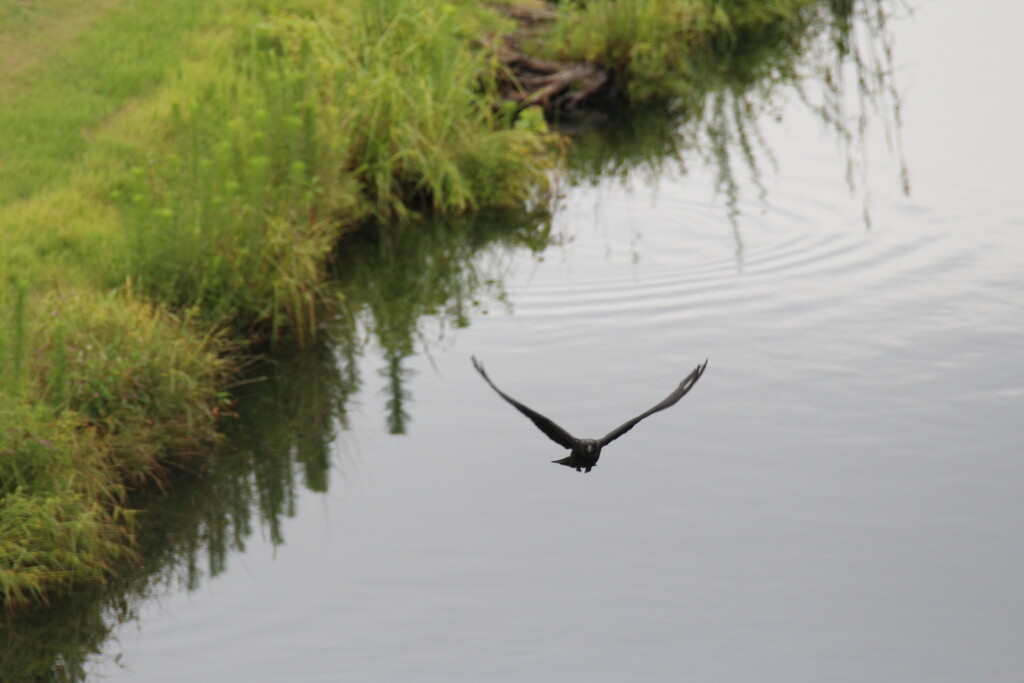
472 357 577 450
598 359 707 447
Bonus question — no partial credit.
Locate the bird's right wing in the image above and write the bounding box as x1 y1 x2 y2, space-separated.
599 359 707 446
472 357 577 450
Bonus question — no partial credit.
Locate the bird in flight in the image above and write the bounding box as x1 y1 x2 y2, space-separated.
471 357 707 473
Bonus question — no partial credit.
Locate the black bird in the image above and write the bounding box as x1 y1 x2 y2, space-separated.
471 357 707 473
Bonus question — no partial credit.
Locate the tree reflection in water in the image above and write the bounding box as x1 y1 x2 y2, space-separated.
0 2 909 680
336 208 555 435
0 206 554 682
0 340 354 681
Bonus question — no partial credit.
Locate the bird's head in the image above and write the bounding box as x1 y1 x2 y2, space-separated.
580 439 599 456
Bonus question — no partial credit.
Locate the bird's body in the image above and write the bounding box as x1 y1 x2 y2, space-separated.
472 357 707 472
551 438 603 472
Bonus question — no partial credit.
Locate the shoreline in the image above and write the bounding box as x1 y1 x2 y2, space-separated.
0 0 816 610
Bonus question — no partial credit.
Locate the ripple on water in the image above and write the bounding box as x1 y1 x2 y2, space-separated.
482 202 1022 429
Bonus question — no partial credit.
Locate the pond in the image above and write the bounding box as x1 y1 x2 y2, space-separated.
10 2 1024 681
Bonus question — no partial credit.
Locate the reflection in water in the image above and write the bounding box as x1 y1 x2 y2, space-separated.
564 1 909 259
0 208 554 682
805 0 911 224
0 341 350 681
0 3 909 680
334 208 554 435
472 357 707 473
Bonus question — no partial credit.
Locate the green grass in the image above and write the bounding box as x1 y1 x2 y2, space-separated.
0 288 233 607
0 0 217 206
543 0 812 100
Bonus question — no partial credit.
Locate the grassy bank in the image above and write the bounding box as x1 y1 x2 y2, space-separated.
0 0 554 608
1 0 814 609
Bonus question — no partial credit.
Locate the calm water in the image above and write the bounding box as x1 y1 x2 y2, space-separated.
83 3 1024 681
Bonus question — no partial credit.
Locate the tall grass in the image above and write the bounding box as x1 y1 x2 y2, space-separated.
119 0 554 337
0 399 131 607
33 290 235 479
0 287 233 607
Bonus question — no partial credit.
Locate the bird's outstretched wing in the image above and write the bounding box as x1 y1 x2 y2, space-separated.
598 359 707 447
472 356 577 450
